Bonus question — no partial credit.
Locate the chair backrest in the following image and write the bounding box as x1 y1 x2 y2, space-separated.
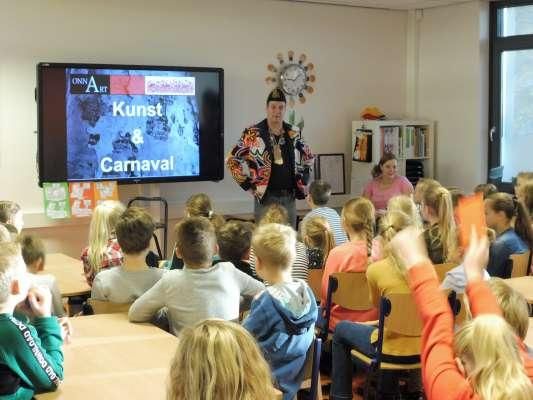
307 269 323 300
510 251 531 278
434 263 457 282
299 337 322 400
87 299 131 314
330 272 374 310
382 293 423 337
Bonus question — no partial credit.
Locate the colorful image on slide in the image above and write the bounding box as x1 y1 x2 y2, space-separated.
66 68 200 181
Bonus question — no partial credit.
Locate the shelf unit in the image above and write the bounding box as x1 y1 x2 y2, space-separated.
350 120 435 196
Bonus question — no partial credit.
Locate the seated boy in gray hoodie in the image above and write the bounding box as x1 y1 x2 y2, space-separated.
243 223 318 400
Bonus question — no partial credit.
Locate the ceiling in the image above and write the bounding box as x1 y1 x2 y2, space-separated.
284 0 475 10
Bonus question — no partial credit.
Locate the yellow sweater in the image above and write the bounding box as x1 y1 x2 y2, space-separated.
366 256 421 357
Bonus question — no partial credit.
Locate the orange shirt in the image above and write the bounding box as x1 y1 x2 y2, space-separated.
320 240 378 331
408 263 533 400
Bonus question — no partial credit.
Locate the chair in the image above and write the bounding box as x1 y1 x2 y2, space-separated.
447 290 467 326
320 272 374 339
350 293 422 398
510 251 531 278
298 337 323 400
307 269 323 301
434 262 457 282
87 299 132 314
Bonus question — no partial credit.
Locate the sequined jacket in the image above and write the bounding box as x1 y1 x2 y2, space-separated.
226 119 314 200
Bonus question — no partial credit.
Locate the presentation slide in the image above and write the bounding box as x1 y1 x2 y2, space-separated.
66 68 200 181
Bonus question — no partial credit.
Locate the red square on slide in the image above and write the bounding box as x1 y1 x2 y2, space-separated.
110 75 145 95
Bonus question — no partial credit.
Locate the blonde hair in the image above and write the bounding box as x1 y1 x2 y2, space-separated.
252 223 296 270
86 200 125 276
0 201 20 224
167 319 275 400
387 195 421 229
185 193 225 231
414 178 440 204
302 216 335 263
341 197 375 256
0 242 23 304
258 204 288 226
422 185 458 262
521 181 533 217
379 210 415 277
0 225 11 243
454 315 533 400
487 278 530 340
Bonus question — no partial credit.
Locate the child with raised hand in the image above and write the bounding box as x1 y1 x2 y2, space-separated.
0 242 64 399
301 216 335 269
129 217 264 335
484 192 533 278
18 234 64 317
320 197 378 331
243 223 317 400
167 319 276 400
391 227 533 399
81 200 125 286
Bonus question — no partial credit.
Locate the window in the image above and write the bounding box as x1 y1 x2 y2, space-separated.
489 1 533 190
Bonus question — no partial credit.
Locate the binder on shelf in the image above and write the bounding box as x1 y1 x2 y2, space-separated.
353 129 373 162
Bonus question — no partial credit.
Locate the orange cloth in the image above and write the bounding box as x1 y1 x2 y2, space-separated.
320 240 378 331
408 263 533 400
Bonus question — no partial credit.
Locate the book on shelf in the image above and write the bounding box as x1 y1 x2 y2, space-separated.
381 125 429 159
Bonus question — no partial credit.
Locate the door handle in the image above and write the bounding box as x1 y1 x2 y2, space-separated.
489 126 496 142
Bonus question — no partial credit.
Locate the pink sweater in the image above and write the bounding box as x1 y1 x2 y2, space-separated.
363 175 413 211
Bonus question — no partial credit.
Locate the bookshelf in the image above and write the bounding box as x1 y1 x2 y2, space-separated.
350 120 435 196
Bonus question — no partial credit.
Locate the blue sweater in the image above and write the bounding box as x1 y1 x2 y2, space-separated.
243 280 317 400
486 228 528 278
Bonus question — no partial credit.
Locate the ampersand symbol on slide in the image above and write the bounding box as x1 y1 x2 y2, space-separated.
131 128 144 146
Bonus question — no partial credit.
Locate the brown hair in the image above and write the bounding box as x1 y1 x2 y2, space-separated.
302 216 335 263
0 201 20 224
115 207 155 254
308 180 332 206
474 183 498 199
258 204 288 226
217 221 253 262
18 234 45 268
371 153 397 179
185 193 225 231
522 181 533 217
167 320 275 400
487 278 530 340
175 217 216 267
341 197 375 256
422 185 458 262
486 192 533 249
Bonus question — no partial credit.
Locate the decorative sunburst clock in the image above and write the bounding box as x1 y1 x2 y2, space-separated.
265 50 316 108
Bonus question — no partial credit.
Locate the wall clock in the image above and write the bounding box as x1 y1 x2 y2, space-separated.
265 50 316 108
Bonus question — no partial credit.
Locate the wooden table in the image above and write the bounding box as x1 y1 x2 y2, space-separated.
43 253 91 297
505 276 533 305
527 318 533 348
36 313 178 400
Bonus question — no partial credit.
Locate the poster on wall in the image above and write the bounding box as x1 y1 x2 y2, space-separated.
94 181 119 205
69 182 94 218
43 182 71 219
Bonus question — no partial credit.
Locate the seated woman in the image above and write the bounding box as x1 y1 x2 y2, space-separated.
362 153 413 216
330 209 421 399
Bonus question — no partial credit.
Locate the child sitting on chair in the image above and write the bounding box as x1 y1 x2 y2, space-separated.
90 207 165 303
0 242 64 398
243 223 318 400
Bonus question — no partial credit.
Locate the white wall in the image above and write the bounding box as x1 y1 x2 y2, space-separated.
415 0 489 192
0 0 407 255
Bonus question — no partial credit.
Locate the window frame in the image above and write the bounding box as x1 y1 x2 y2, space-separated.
489 0 533 192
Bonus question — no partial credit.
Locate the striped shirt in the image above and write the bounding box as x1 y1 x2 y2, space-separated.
301 207 348 246
249 241 310 282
